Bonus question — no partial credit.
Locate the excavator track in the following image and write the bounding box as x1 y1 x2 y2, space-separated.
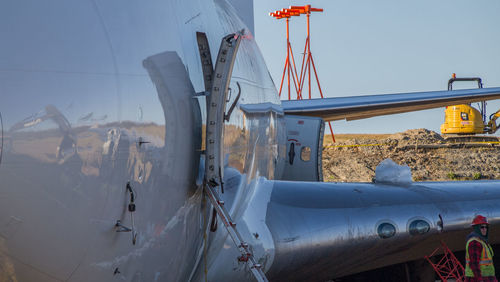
443 135 500 143
397 142 500 150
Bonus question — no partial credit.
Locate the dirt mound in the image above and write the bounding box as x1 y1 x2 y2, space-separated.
323 129 500 182
386 128 444 145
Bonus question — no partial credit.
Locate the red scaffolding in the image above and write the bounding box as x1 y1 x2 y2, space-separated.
425 240 465 282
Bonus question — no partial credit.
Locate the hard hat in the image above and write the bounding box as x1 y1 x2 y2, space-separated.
472 215 489 226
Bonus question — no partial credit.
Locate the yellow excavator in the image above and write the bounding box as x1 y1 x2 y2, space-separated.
441 74 500 141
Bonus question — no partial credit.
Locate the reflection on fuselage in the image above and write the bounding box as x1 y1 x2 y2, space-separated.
8 115 164 181
0 0 282 280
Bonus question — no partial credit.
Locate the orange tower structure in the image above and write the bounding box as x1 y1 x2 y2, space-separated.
289 5 323 100
269 8 301 100
270 5 335 142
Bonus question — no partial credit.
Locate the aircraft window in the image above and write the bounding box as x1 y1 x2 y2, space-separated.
377 223 396 239
300 146 311 162
408 220 430 235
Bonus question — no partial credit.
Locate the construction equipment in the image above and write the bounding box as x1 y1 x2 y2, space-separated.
441 74 500 138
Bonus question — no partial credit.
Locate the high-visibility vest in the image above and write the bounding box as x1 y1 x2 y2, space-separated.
465 237 495 277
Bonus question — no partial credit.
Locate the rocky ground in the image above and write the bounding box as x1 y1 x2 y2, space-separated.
323 129 500 182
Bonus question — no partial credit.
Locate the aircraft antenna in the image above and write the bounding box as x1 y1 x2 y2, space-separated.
270 5 336 142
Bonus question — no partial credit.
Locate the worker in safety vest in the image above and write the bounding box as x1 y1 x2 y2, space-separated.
465 215 497 282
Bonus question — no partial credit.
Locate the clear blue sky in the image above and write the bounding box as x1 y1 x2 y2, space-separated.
254 0 500 134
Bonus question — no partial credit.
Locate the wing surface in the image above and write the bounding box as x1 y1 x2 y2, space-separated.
265 179 500 280
281 87 500 121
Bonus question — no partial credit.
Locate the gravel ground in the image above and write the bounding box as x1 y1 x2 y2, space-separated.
323 129 500 182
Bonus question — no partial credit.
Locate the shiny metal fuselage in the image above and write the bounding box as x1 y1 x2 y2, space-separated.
266 180 500 281
1 1 500 282
0 0 281 281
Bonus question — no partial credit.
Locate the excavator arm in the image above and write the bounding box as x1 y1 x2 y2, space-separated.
486 109 500 133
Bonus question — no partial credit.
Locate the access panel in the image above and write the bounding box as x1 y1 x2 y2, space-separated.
281 115 324 181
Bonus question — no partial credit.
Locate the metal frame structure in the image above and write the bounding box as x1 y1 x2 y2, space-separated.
425 240 465 282
269 9 301 100
289 5 323 100
205 33 241 187
448 73 486 123
270 5 335 142
204 33 268 281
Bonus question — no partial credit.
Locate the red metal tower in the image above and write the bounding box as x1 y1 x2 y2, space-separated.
270 5 335 142
269 8 301 100
289 5 324 100
425 240 465 282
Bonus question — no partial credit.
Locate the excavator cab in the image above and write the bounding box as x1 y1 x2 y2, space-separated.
441 105 484 134
440 74 486 135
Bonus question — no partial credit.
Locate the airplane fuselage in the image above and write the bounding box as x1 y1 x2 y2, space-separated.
2 1 500 282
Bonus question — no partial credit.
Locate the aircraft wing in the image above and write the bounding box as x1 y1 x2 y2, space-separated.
263 178 500 281
281 87 500 121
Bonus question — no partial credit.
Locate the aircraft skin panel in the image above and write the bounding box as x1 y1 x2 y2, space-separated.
191 176 277 281
0 45 204 282
282 87 500 121
0 0 281 281
2 0 500 281
265 180 500 281
227 0 254 35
